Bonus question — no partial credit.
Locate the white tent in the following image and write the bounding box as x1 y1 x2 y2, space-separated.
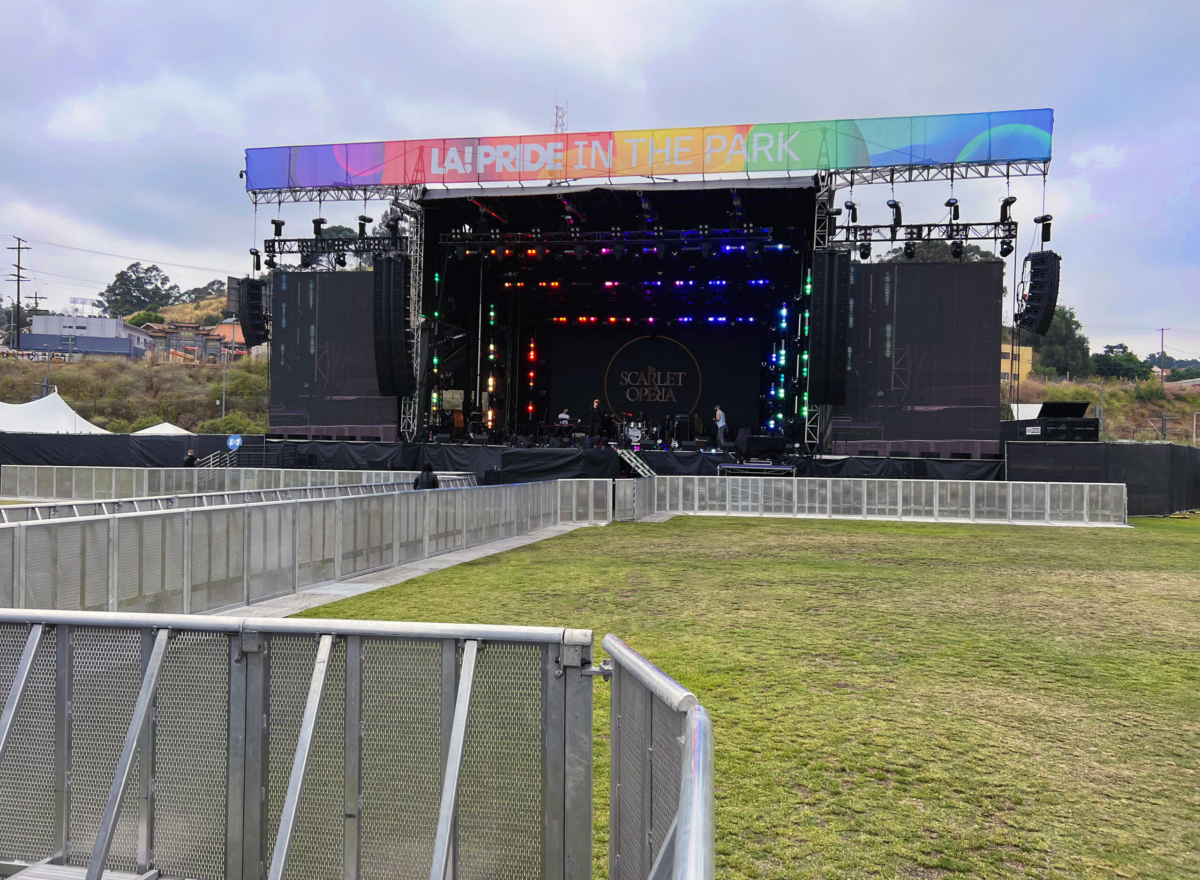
131 422 195 436
0 392 110 434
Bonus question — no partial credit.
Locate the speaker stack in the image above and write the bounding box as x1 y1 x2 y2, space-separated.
237 278 270 347
373 257 416 398
1016 251 1062 336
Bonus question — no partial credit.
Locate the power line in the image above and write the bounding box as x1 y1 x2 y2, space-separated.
23 238 238 274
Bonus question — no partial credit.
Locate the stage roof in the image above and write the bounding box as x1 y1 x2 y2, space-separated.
245 109 1053 194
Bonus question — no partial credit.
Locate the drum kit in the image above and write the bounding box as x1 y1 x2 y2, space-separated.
614 412 657 447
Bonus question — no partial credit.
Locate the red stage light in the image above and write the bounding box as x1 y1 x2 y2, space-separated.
608 317 617 323
589 317 597 322
578 317 587 323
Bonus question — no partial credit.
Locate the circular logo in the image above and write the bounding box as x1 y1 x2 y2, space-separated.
227 434 243 451
604 336 702 420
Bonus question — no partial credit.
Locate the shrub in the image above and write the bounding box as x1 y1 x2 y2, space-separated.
105 418 132 434
193 411 267 435
1134 380 1166 403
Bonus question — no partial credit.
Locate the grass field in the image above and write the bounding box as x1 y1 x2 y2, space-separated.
301 515 1200 879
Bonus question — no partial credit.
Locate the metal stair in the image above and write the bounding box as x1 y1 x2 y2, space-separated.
617 448 656 477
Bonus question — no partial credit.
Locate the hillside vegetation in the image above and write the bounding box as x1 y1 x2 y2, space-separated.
0 357 267 433
155 294 227 325
1011 376 1200 443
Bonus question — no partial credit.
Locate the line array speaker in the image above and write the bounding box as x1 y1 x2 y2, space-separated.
373 256 416 398
809 249 850 405
1016 250 1061 336
237 277 270 347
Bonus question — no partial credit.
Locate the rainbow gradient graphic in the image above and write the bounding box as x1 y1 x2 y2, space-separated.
245 109 1052 191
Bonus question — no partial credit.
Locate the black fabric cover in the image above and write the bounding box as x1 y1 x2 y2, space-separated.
0 433 229 467
638 451 730 475
1006 441 1200 516
499 448 620 483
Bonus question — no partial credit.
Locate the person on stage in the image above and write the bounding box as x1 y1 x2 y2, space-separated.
714 404 726 450
558 407 571 426
584 399 603 441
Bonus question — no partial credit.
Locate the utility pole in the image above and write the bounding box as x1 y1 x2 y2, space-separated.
1157 327 1170 383
6 237 31 351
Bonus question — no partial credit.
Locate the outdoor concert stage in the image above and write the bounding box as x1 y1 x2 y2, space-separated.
269 182 1003 450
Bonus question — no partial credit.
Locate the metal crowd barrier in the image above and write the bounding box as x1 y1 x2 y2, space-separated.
0 610 598 880
635 475 1128 526
0 480 612 614
604 635 715 880
0 466 478 501
0 477 477 524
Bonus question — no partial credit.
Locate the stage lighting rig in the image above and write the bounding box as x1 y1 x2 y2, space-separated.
357 215 373 238
903 241 917 259
249 248 261 272
300 253 311 268
270 219 285 237
1035 214 1053 242
945 198 960 221
731 189 743 220
844 201 858 223
561 197 586 224
313 218 327 237
1000 239 1015 258
858 243 872 260
638 192 657 223
335 253 347 267
950 240 965 260
1000 195 1017 223
887 199 903 226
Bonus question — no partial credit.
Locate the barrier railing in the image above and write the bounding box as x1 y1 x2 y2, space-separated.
0 465 477 501
604 634 715 880
0 610 597 880
638 475 1127 526
0 480 611 614
0 476 476 523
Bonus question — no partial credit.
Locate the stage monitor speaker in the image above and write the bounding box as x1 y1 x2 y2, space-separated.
434 433 451 444
513 435 534 448
1016 250 1061 336
809 249 850 404
679 440 698 451
373 256 417 398
234 277 270 347
673 413 691 442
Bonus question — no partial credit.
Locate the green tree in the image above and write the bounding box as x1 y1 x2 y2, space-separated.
179 279 226 304
1093 344 1152 381
1026 306 1091 378
194 411 266 434
100 263 181 316
127 310 165 327
882 241 1002 263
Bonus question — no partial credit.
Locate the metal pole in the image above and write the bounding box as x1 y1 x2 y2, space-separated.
86 627 171 880
0 624 43 765
430 639 479 880
222 348 228 420
268 633 334 880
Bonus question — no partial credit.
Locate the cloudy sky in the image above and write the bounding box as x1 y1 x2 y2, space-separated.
2 0 1197 360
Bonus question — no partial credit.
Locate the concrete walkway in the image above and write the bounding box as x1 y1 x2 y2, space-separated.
212 523 588 618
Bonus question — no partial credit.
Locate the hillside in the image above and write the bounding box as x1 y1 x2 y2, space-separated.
1012 376 1200 443
0 357 267 433
155 294 227 325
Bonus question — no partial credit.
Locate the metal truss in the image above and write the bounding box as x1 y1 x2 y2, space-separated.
440 226 777 249
249 184 426 205
401 194 425 442
827 159 1050 189
833 220 1019 244
263 235 413 259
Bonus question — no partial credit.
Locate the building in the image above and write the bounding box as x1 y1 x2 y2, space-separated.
142 319 247 363
21 314 151 359
1001 345 1034 383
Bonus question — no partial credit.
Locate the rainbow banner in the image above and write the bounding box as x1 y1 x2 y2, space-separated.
245 109 1052 191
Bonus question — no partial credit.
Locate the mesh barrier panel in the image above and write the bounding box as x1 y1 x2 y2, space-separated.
864 480 898 517
0 468 15 496
762 478 793 515
903 480 936 517
297 500 337 588
1010 483 1046 521
616 671 646 880
937 482 972 519
69 627 142 871
155 631 230 880
190 509 246 613
117 513 186 614
1049 483 1086 522
249 504 294 603
0 625 56 860
1088 484 1125 523
649 697 685 869
0 528 14 608
457 642 545 880
830 479 862 517
974 482 1009 521
282 639 346 880
361 639 443 880
24 522 108 612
